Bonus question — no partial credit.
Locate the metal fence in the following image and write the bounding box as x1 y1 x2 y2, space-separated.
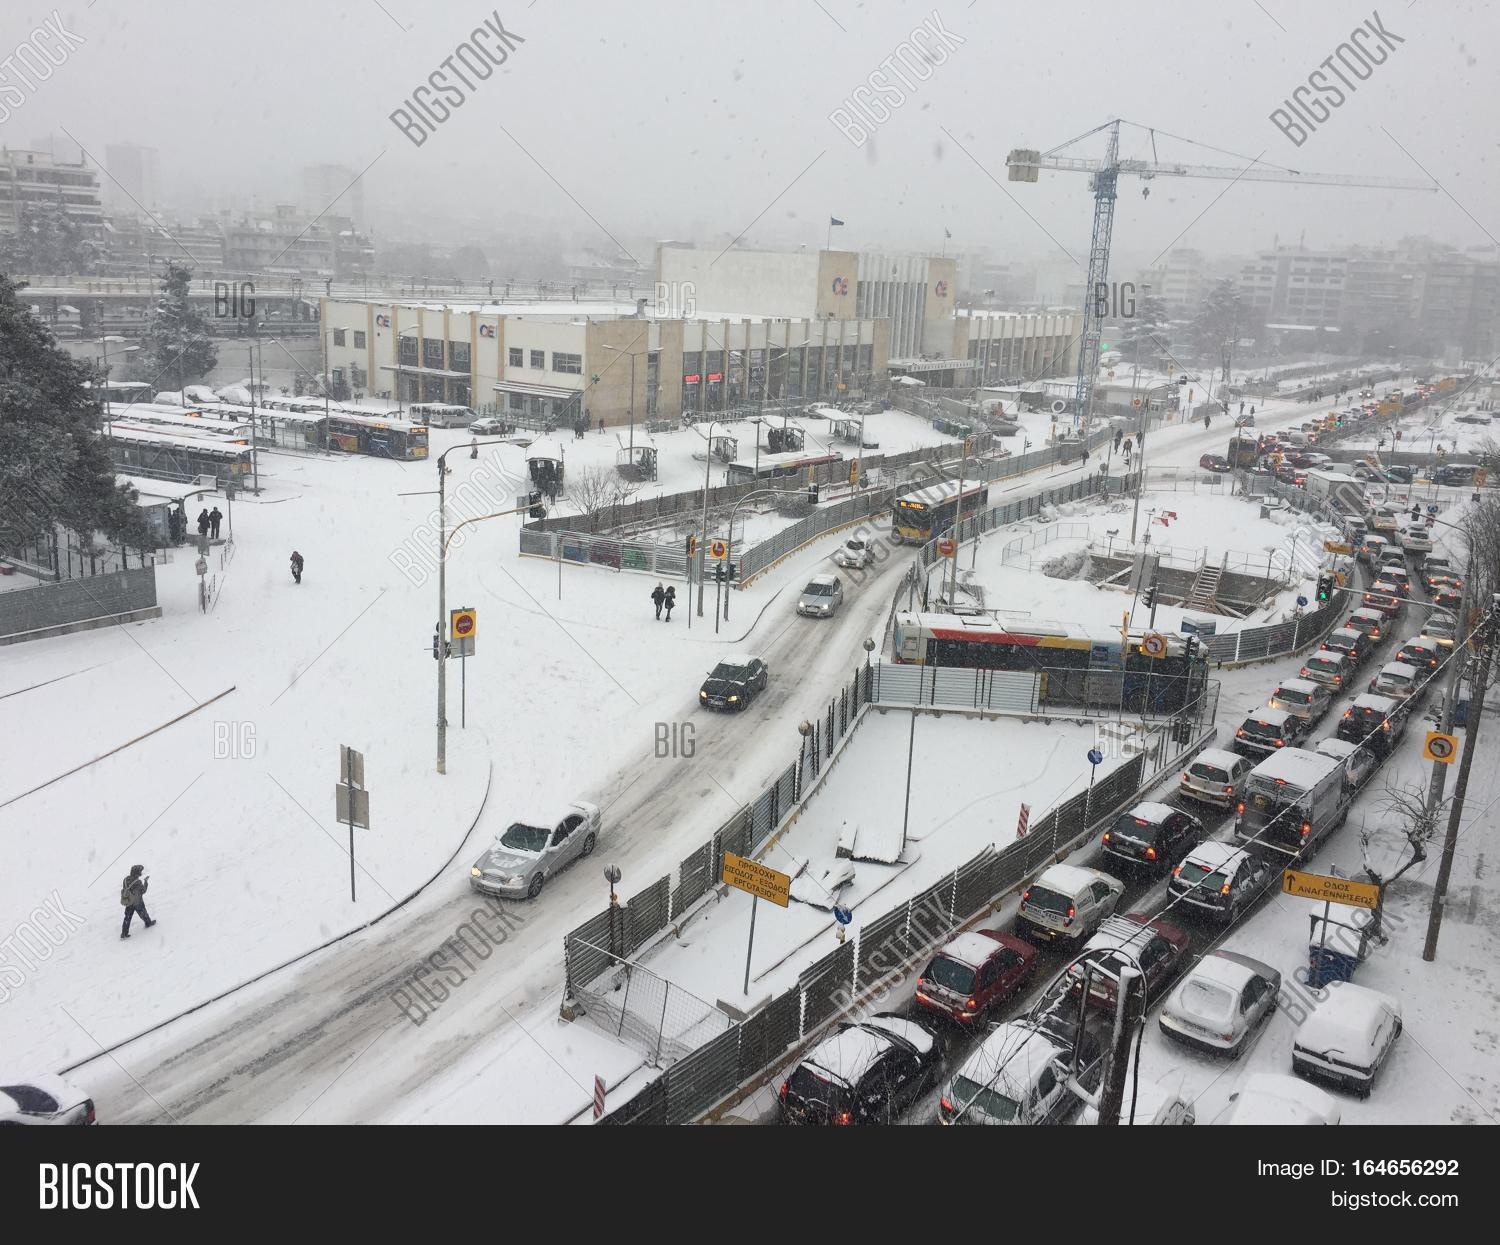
589 687 1219 1125
518 526 687 578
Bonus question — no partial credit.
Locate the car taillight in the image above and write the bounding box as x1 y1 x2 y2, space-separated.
1383 720 1391 731
1021 889 1030 904
1181 772 1189 782
1301 821 1312 838
1220 881 1232 895
1300 668 1309 677
1333 674 1341 683
1274 738 1285 747
1172 864 1183 878
1342 709 1352 719
940 1096 954 1114
779 1081 787 1099
966 997 979 1012
1145 846 1158 861
836 1111 852 1125
1223 784 1234 794
1102 831 1112 844
1236 728 1246 737
86 1101 96 1124
1236 802 1245 815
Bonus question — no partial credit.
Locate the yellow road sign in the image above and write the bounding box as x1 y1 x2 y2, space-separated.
1281 869 1380 910
709 539 728 561
450 607 477 640
1323 541 1352 555
1141 632 1168 659
1424 731 1458 764
722 852 791 907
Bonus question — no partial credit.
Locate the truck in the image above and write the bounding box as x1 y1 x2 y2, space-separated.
1227 433 1260 470
1233 747 1348 859
1304 468 1362 509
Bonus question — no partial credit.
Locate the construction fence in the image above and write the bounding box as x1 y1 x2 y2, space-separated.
587 687 1217 1125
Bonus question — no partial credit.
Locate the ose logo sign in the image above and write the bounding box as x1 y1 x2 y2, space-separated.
934 280 949 297
830 276 849 296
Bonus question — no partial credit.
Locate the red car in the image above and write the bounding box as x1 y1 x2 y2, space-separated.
915 929 1037 1025
1066 913 1191 1010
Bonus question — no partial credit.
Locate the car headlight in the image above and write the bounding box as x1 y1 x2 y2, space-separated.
728 695 740 703
471 866 481 878
700 690 708 699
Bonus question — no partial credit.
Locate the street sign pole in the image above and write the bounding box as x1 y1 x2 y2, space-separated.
461 646 466 729
345 746 356 902
743 896 759 996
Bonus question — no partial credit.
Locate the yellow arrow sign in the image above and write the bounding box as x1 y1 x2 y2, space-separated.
722 852 791 907
1282 869 1380 909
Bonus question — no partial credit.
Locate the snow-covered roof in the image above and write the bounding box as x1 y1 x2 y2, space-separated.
1275 678 1320 695
1126 800 1177 823
1229 1074 1340 1125
1298 984 1400 1056
1353 693 1398 711
1243 706 1292 726
1031 862 1108 898
1190 747 1243 770
1315 738 1359 760
1182 840 1250 872
804 1025 891 1088
805 574 839 587
1188 949 1266 994
863 1015 935 1056
1304 650 1345 666
1381 662 1419 679
721 653 759 667
1250 746 1341 787
939 932 1005 970
956 1023 1057 1098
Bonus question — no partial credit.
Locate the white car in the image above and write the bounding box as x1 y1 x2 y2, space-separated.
1016 864 1124 944
1159 950 1281 1058
1314 737 1379 790
832 538 873 569
1177 747 1253 809
1292 983 1402 1099
1398 525 1433 553
470 416 511 435
1222 1072 1341 1124
0 1076 96 1125
469 801 601 899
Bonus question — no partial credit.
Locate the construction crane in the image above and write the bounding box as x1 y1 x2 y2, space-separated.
1005 119 1436 437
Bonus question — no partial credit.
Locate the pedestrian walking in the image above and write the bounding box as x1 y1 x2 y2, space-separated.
663 585 676 621
119 864 155 939
209 506 223 539
197 509 210 538
290 550 304 585
1239 401 1245 416
470 437 479 459
1113 427 1123 451
651 581 665 620
1248 406 1255 418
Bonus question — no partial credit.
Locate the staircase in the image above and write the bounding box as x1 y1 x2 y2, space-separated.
1185 557 1226 612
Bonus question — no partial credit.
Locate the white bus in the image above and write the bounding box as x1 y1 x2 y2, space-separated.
407 403 475 428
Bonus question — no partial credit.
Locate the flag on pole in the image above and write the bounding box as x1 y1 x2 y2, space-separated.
944 227 952 239
829 216 844 227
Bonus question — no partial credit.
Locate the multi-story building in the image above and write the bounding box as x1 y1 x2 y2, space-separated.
1137 248 1210 314
104 144 162 212
302 164 366 228
1417 251 1499 360
1238 247 1348 327
223 206 372 280
0 147 105 240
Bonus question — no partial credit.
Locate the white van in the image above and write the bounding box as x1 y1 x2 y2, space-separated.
408 403 476 428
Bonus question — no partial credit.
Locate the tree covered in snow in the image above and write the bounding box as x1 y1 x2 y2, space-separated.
1189 279 1262 379
1117 294 1172 362
0 275 148 554
133 261 217 390
0 197 105 275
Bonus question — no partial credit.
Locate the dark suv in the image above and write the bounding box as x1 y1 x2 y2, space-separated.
1101 802 1203 873
1336 693 1408 757
779 1015 945 1125
698 655 769 711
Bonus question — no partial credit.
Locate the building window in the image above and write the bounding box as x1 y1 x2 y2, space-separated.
450 340 471 369
530 349 545 370
352 330 366 349
333 329 346 347
553 351 582 374
508 347 523 368
351 364 367 390
509 392 525 412
423 338 445 369
398 336 418 366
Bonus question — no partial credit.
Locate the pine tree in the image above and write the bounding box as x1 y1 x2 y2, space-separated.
0 275 149 555
135 261 217 392
1118 294 1172 361
0 196 105 275
1190 279 1262 380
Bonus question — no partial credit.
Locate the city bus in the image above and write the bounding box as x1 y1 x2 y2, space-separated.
889 479 990 544
891 611 1208 713
407 402 475 428
725 450 842 487
327 412 429 460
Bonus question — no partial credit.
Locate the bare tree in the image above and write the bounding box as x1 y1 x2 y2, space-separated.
567 464 641 530
1358 781 1439 942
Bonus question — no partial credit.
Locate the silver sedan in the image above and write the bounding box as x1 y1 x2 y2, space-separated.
470 801 601 900
1158 950 1281 1058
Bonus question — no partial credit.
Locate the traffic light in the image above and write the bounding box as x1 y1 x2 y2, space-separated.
1316 573 1333 604
686 534 698 558
1142 581 1157 610
528 490 545 520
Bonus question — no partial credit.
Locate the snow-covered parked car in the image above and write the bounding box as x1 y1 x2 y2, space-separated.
1292 983 1402 1099
469 802 601 899
1159 950 1280 1058
0 1076 96 1125
1222 1073 1341 1124
779 1014 944 1125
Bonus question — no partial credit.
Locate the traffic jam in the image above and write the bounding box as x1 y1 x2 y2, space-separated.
776 483 1459 1126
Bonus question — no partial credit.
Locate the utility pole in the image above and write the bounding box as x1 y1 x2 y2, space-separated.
1094 963 1140 1126
1423 606 1493 961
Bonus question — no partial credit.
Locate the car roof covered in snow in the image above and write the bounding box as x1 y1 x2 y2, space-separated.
1315 738 1361 759
954 1022 1061 1099
1125 800 1177 823
1381 662 1419 679
863 1015 936 1056
1327 627 1363 641
938 931 1008 969
1189 949 1275 993
1243 706 1293 726
1297 984 1401 1056
1353 693 1398 711
1276 678 1321 694
806 574 838 587
1181 840 1254 873
1190 747 1244 770
1228 1073 1340 1125
720 653 759 666
1031 862 1113 897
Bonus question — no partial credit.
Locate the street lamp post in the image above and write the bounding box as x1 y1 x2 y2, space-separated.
602 342 639 457
697 419 727 616
723 485 801 622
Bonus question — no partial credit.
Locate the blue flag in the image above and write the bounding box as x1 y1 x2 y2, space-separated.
829 216 844 226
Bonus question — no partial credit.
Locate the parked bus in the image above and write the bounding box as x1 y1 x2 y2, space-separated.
725 450 842 487
891 611 1208 713
406 402 475 428
890 479 990 544
327 412 429 460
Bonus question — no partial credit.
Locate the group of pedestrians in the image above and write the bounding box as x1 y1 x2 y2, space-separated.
193 507 224 540
650 582 677 621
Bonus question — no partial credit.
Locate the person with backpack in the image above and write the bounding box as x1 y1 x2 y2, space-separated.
120 864 155 939
290 550 305 584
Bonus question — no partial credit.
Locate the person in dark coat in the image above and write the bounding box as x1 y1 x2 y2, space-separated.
1239 401 1245 416
197 509 210 537
209 506 223 539
290 550 304 584
120 864 155 938
651 582 665 620
1113 428 1122 451
663 585 676 621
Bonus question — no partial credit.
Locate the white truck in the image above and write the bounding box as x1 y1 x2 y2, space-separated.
1305 468 1363 510
1233 747 1348 859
